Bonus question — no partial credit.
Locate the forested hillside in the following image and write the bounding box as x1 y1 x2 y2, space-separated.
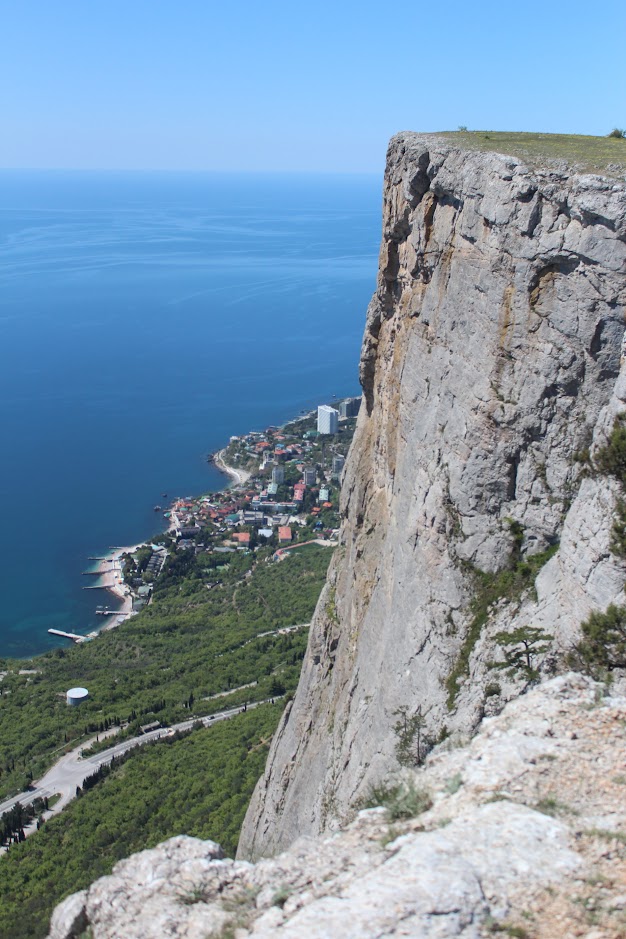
0 544 333 937
0 707 281 939
0 545 331 799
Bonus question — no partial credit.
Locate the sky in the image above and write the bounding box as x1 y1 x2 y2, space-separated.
1 0 625 173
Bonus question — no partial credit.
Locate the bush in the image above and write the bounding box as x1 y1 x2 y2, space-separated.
361 779 432 821
594 415 626 483
611 499 626 557
571 603 626 674
594 416 626 559
608 128 625 139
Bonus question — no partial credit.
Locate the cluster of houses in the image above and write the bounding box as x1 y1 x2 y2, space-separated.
121 399 361 599
164 399 360 557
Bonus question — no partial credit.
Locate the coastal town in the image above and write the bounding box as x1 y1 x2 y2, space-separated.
65 397 361 641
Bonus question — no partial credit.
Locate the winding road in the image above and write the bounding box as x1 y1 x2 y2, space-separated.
0 699 273 843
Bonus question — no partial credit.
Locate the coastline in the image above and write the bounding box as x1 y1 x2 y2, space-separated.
213 448 252 488
64 398 349 650
87 544 141 636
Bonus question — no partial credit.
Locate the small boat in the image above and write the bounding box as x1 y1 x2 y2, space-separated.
153 505 162 512
162 492 168 498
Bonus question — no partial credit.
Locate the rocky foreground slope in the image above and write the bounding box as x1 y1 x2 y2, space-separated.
49 674 626 939
239 132 626 857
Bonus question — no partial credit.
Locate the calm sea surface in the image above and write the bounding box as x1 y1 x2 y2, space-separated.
0 171 381 657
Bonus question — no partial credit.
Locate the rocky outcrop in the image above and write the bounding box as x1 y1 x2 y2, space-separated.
239 133 626 857
48 675 626 939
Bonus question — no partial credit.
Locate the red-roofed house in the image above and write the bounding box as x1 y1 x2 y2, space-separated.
232 532 251 545
278 526 292 543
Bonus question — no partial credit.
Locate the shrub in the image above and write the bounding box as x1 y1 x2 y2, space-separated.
608 128 625 139
361 779 432 821
571 603 626 673
594 414 626 483
611 499 626 557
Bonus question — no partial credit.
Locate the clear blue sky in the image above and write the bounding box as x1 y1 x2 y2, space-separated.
2 0 624 172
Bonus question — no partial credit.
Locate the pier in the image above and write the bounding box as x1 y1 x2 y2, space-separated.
82 584 114 590
48 629 87 644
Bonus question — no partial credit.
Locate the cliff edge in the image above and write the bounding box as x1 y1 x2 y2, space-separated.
239 132 626 858
48 675 626 939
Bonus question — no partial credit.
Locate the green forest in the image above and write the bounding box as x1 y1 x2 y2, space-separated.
0 544 331 799
0 706 281 939
0 544 333 937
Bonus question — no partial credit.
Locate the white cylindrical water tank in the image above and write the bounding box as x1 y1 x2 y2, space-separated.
67 687 89 706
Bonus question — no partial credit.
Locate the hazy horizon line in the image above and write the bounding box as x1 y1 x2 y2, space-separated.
0 165 382 176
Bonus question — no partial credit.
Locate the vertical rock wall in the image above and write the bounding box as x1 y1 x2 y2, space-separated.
239 133 626 859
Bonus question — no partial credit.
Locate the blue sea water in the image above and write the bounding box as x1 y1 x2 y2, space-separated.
0 171 381 658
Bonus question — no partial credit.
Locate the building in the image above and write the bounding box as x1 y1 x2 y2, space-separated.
67 687 89 707
267 482 279 496
332 455 345 478
339 396 361 419
271 465 285 484
317 405 339 435
231 532 251 546
278 526 292 543
303 466 316 486
242 510 265 524
319 487 330 502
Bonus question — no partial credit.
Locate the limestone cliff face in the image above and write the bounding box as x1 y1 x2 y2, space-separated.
239 133 626 859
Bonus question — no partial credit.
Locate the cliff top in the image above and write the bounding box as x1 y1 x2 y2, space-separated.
418 130 626 178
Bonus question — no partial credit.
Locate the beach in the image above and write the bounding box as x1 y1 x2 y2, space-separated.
86 545 141 636
214 449 252 487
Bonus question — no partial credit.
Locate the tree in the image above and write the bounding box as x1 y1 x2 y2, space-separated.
491 626 553 680
268 676 285 696
572 604 626 673
393 705 433 767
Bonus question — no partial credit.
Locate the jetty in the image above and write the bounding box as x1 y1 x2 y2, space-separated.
48 629 86 644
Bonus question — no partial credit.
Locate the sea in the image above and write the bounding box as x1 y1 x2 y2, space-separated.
0 171 381 658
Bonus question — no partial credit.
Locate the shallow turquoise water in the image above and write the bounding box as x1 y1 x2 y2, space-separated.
0 171 380 657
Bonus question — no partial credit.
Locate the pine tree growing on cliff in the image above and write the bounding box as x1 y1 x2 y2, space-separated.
491 626 553 680
393 705 433 767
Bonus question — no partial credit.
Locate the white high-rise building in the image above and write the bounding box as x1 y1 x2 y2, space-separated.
317 405 339 435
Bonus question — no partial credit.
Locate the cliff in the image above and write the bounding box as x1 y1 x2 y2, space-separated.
239 132 626 858
48 675 626 938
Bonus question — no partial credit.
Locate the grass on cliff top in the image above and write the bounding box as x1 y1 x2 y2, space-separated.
436 131 626 178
